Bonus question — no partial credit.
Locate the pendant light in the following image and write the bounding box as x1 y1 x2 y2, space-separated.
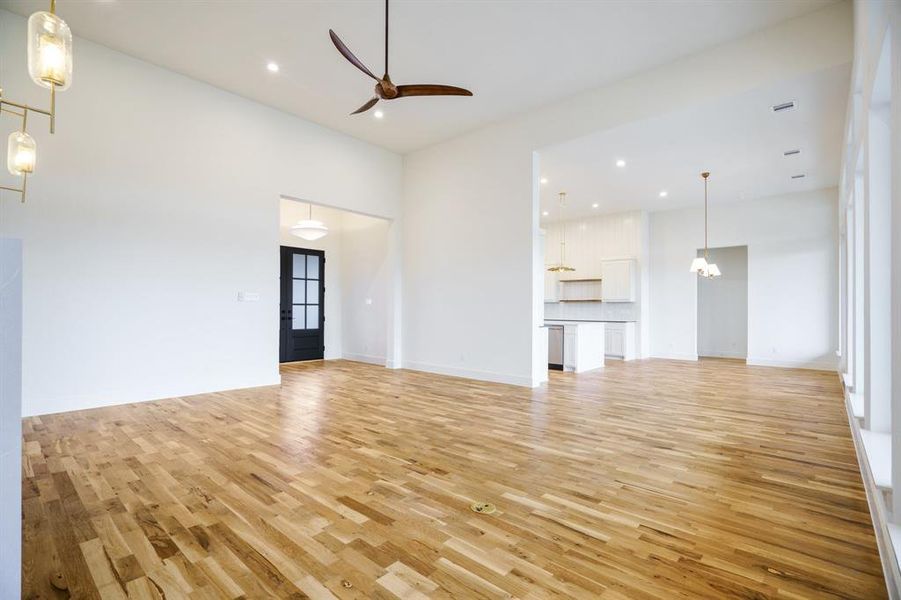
290 203 329 241
547 192 575 273
689 171 722 278
1 0 73 202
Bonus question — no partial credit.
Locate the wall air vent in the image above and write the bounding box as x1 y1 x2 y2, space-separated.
791 174 806 179
783 149 801 156
771 101 796 113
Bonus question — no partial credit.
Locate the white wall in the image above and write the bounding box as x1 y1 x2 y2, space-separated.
650 188 838 368
0 10 402 416
340 212 390 364
402 3 852 387
697 245 748 359
0 239 22 597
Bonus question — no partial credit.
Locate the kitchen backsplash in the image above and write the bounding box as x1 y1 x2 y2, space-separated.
544 301 640 322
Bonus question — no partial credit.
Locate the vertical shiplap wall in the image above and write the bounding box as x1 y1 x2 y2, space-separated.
543 211 644 323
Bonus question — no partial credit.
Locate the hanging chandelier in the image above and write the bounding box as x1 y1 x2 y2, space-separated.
290 203 329 241
689 171 721 278
547 191 575 273
1 0 73 202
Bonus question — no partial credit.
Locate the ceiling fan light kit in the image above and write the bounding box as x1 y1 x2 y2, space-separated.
1 0 72 202
329 0 473 116
690 171 722 279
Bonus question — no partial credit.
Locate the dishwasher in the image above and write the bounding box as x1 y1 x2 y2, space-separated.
547 325 564 371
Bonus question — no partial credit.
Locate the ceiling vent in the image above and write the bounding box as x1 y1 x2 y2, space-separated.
783 149 801 156
771 100 796 113
791 174 806 179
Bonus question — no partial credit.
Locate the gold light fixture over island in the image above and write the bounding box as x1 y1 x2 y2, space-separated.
1 0 73 202
547 192 575 273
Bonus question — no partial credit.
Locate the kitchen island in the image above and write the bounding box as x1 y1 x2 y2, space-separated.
545 320 605 373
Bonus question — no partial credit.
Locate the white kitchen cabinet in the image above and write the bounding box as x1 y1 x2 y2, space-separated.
600 259 637 302
604 322 637 360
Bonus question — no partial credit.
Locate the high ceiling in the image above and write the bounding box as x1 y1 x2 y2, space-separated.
538 63 850 221
0 0 836 153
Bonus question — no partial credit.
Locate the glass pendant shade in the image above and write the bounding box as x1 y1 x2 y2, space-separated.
27 11 73 90
689 256 708 274
7 131 36 176
290 219 328 241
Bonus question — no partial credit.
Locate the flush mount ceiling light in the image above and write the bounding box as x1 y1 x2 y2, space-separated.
547 192 575 273
615 159 626 168
1 0 72 202
290 203 329 241
689 171 721 279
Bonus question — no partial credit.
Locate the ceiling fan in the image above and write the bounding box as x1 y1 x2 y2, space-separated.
329 0 473 115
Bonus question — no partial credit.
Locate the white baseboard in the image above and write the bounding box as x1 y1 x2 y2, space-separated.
402 360 533 388
341 353 387 366
23 373 282 418
649 352 699 362
698 351 747 360
746 357 836 371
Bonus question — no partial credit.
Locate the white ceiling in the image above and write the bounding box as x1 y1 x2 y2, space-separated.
1 0 836 153
538 63 850 222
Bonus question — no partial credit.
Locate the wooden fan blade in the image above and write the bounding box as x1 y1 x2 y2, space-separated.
351 97 380 115
329 29 379 81
396 84 473 97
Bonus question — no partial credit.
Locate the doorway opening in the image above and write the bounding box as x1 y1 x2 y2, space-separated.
697 245 748 360
279 197 395 366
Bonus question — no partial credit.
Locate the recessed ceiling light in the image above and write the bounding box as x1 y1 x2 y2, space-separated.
615 159 626 168
266 62 279 73
542 210 549 216
540 177 548 184
659 190 668 198
373 110 384 119
592 203 599 208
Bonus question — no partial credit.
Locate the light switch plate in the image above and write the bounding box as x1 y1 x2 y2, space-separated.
238 292 261 302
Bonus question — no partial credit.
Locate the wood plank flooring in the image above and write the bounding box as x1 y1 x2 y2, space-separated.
22 358 886 599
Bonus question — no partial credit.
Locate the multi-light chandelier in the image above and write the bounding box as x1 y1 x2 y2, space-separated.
547 192 575 273
1 0 72 202
689 171 722 278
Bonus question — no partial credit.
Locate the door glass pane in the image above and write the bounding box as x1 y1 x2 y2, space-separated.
306 305 319 330
306 280 318 305
306 255 319 279
292 279 305 304
292 254 305 278
292 305 304 330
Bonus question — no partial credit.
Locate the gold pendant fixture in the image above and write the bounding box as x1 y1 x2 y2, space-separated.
547 191 575 273
689 172 722 278
1 0 73 202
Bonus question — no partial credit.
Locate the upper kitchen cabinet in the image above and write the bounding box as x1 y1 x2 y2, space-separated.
601 259 637 302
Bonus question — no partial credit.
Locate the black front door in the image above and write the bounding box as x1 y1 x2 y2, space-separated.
279 246 324 362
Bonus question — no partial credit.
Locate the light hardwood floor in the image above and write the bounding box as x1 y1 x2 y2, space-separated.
22 359 885 599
